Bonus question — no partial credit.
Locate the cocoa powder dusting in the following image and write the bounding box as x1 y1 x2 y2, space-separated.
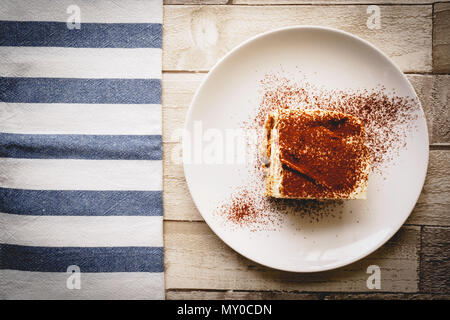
221 189 258 225
218 187 282 231
217 74 422 229
256 76 419 171
276 109 369 199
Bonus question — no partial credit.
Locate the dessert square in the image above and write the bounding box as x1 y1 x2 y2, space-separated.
263 108 369 199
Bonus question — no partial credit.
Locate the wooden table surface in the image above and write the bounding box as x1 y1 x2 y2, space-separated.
161 0 450 299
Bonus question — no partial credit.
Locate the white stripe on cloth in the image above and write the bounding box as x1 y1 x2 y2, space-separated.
0 103 162 135
0 47 162 79
1 270 165 300
0 213 163 247
0 0 162 23
0 158 162 191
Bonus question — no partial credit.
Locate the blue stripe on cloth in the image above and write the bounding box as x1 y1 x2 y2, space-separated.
0 188 163 216
0 244 164 272
0 77 161 104
0 133 162 160
0 21 162 48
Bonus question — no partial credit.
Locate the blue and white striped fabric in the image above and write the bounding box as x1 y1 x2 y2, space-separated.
0 0 164 299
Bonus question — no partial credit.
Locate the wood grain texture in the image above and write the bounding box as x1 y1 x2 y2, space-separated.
431 75 450 144
163 5 432 72
165 222 420 292
407 151 450 226
421 227 450 293
234 1 436 4
162 3 446 296
163 107 186 143
163 165 200 221
167 290 322 299
162 73 204 144
433 3 450 73
167 290 450 300
407 74 434 143
163 73 206 109
323 293 450 300
165 0 228 4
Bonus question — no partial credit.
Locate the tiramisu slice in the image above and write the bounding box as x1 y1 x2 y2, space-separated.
263 108 369 199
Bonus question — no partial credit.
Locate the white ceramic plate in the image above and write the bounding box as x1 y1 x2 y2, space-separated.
183 26 428 272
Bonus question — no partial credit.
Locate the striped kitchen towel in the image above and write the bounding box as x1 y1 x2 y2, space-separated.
0 0 163 299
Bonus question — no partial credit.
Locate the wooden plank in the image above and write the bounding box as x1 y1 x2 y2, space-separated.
164 142 184 179
162 73 205 109
163 150 450 225
162 73 203 144
165 222 420 292
162 73 440 145
165 0 228 4
167 290 322 300
406 74 433 144
162 73 450 223
421 227 450 294
164 142 450 225
167 290 450 300
234 1 435 4
431 75 450 144
163 107 186 143
163 168 201 221
163 151 450 225
323 293 450 300
407 150 450 226
162 5 432 72
163 142 205 221
433 3 450 73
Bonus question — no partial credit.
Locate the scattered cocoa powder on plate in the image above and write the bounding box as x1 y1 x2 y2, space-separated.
217 74 422 229
256 76 420 172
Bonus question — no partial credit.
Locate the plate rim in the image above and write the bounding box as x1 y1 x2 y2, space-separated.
182 25 429 272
